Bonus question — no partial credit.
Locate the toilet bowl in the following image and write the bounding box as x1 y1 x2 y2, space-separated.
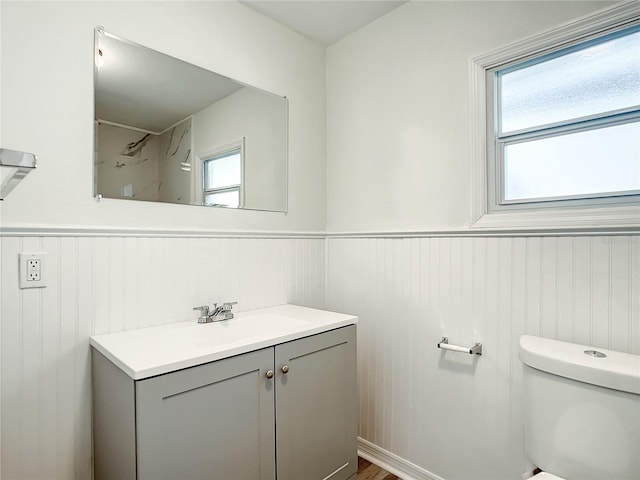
519 335 640 480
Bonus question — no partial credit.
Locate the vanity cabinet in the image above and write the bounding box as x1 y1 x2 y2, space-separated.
136 347 275 480
92 325 357 480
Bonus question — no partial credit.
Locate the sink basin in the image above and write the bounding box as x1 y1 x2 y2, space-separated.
181 312 311 348
90 304 357 380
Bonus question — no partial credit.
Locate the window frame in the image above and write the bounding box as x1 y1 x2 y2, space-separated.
199 138 245 208
470 1 640 231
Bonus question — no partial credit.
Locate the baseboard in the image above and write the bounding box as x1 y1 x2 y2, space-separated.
357 437 445 480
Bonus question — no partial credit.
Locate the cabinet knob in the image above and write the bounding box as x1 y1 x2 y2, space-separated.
266 370 274 379
281 365 290 374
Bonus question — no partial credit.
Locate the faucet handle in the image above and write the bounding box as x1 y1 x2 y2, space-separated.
193 305 210 316
221 302 237 310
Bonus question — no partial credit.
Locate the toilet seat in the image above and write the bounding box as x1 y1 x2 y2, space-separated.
531 473 566 480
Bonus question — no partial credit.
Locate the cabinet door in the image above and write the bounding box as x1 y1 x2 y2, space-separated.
136 348 275 480
275 325 357 480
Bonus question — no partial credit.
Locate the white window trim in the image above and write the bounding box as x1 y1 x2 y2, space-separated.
469 1 640 233
196 138 245 208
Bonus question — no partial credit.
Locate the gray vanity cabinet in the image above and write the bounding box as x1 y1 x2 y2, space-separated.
136 348 276 480
92 347 275 480
92 325 357 480
275 326 357 480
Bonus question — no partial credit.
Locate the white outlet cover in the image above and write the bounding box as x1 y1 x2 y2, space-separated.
19 252 47 289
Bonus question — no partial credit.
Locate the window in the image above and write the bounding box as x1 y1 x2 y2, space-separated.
471 3 640 230
202 143 243 208
490 26 639 208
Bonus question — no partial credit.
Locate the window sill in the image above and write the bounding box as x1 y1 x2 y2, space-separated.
471 204 640 234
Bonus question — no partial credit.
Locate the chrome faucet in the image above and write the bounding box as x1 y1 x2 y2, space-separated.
193 302 237 323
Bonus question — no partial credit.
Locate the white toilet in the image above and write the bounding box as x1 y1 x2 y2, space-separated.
519 335 640 480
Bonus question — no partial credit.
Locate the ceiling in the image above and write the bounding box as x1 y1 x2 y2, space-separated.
95 32 244 132
241 0 408 45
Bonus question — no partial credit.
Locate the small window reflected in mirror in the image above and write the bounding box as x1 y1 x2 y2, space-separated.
203 141 243 208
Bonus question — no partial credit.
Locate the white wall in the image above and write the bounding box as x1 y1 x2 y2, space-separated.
1 234 326 479
325 2 637 480
328 235 639 480
0 0 325 233
326 0 615 233
0 2 327 479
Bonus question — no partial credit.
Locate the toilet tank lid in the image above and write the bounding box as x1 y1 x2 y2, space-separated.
519 335 640 394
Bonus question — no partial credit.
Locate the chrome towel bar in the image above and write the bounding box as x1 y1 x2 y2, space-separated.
437 337 483 356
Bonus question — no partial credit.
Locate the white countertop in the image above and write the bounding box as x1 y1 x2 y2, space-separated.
90 304 358 380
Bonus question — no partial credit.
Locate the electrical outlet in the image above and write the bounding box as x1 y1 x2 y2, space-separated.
27 259 41 281
19 252 47 289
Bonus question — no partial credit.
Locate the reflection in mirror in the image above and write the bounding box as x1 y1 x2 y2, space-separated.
94 28 288 212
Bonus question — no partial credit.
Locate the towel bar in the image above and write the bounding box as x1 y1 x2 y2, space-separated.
437 337 482 355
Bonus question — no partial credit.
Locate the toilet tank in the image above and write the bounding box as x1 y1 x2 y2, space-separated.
519 336 640 480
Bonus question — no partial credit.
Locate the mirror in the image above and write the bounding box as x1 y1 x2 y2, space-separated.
94 28 288 212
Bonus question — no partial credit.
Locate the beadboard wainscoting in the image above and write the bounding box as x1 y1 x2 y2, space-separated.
0 234 325 480
327 235 639 480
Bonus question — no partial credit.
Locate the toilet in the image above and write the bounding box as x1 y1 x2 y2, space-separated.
519 335 640 480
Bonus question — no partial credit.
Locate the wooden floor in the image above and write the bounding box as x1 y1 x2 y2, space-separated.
357 456 400 480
